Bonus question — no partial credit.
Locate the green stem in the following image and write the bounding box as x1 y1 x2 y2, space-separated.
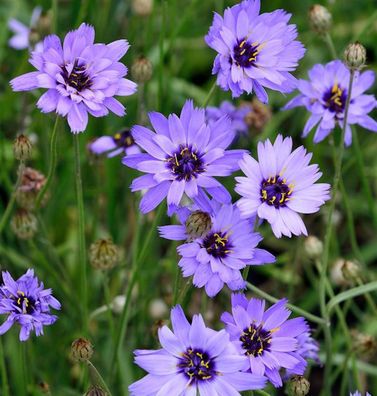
246 282 326 326
74 134 88 334
36 117 60 209
103 273 116 343
52 0 58 32
87 360 112 396
0 338 9 396
320 69 355 396
0 161 24 235
324 33 338 59
202 80 217 108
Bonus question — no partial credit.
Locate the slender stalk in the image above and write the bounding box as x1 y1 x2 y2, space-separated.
0 338 9 396
36 117 60 209
87 360 112 396
246 282 326 326
74 134 88 334
52 0 58 32
0 161 24 235
202 80 217 108
320 69 355 395
324 33 337 59
103 273 116 343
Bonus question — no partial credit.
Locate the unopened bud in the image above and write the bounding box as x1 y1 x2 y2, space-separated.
341 260 361 282
351 330 377 359
71 338 93 362
304 236 323 259
16 167 47 210
111 295 126 314
344 42 366 70
89 238 119 270
131 57 153 83
85 385 108 396
132 0 153 16
244 99 271 134
11 209 37 239
185 211 212 240
38 382 50 394
149 298 168 319
309 5 332 35
287 375 310 396
13 135 32 161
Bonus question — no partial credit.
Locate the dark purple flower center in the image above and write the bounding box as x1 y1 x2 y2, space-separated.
177 348 216 382
260 176 293 208
240 323 272 357
166 145 205 181
113 129 135 148
14 291 35 314
233 39 261 68
61 59 92 92
203 231 233 258
322 83 347 113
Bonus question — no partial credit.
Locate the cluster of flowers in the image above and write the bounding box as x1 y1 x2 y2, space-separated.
129 294 318 395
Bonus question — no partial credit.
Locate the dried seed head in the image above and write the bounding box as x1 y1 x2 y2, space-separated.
16 167 47 210
341 259 361 282
287 376 310 396
304 235 323 259
38 382 50 394
132 0 153 16
344 42 367 70
131 56 153 83
85 385 108 396
309 5 332 35
351 330 377 359
13 135 32 161
149 298 169 319
111 295 126 314
71 338 93 362
89 238 119 270
11 209 37 239
244 99 272 134
185 211 212 240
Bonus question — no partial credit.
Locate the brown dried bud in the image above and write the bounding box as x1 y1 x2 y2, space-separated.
341 259 361 282
131 56 153 83
71 338 93 362
38 381 50 394
304 236 323 259
132 0 153 16
89 238 120 270
351 330 377 360
13 135 32 161
244 99 272 134
11 209 37 239
287 375 310 396
344 42 366 71
309 5 332 35
16 167 47 210
185 211 212 240
85 385 108 396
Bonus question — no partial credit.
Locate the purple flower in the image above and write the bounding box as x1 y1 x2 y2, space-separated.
221 293 308 387
205 0 305 101
8 7 43 52
122 100 246 214
0 269 61 341
206 101 250 136
160 197 274 297
10 23 137 133
129 305 267 395
284 60 377 146
89 128 141 158
350 392 372 396
235 135 331 238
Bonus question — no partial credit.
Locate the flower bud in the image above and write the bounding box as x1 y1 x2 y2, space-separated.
11 209 37 239
344 42 366 70
13 135 32 161
132 0 153 16
71 338 93 362
351 330 377 359
304 236 323 259
16 167 47 210
244 98 272 134
309 5 332 35
149 298 168 319
287 375 310 396
341 259 361 282
131 57 153 83
185 211 212 240
38 382 50 394
85 385 108 396
111 295 126 314
89 238 119 270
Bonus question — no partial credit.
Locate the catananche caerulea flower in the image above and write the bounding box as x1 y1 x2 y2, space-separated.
122 100 246 214
8 7 43 52
350 392 372 396
221 293 308 387
10 23 137 133
206 101 250 136
89 128 140 157
205 0 305 101
284 60 377 146
235 135 331 238
129 305 267 395
160 196 274 297
0 269 61 341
